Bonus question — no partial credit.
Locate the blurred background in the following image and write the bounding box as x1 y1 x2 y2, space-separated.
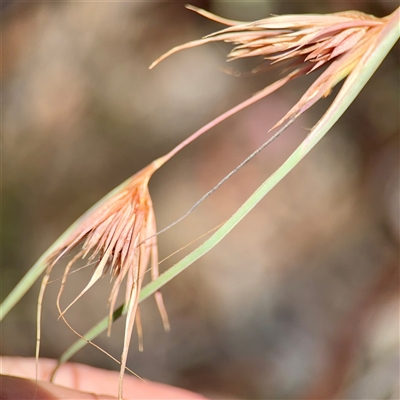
2 1 399 399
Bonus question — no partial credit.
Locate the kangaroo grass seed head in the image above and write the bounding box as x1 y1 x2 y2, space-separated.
150 6 388 130
38 158 169 400
150 6 383 71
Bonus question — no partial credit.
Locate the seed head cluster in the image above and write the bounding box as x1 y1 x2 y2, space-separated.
151 6 387 129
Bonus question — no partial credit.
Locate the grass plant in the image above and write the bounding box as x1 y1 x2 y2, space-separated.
1 5 398 400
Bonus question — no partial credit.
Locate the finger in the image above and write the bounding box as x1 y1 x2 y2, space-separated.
1 357 208 399
1 375 116 400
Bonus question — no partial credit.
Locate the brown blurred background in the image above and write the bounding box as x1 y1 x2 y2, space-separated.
2 1 399 399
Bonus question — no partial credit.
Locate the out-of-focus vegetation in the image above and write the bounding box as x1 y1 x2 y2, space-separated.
2 1 399 398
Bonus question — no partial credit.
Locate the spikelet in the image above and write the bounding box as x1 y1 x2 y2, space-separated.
37 157 169 400
151 5 387 130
